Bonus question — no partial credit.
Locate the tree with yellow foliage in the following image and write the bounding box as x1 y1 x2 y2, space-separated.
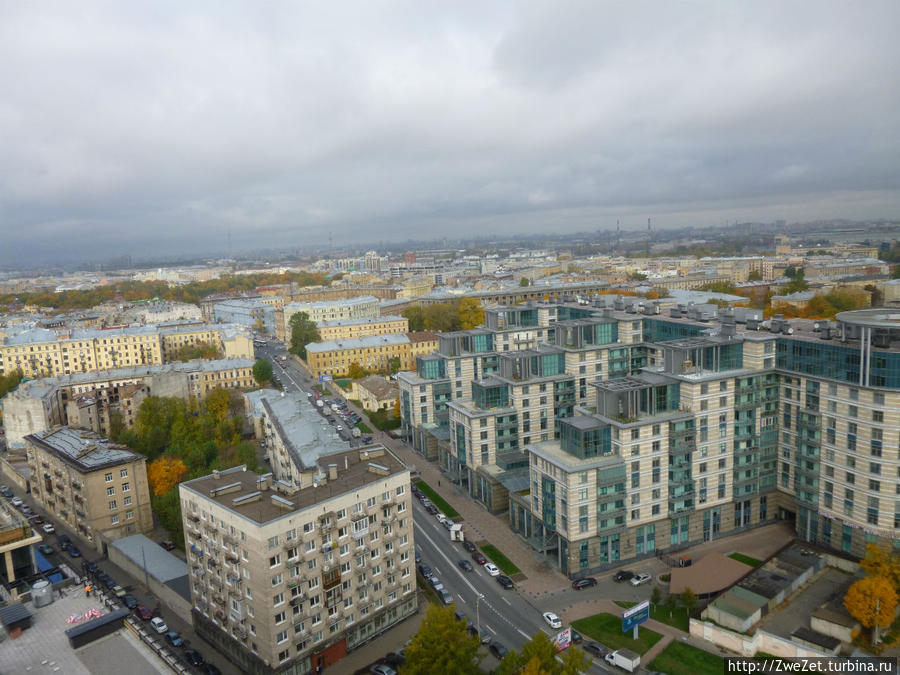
845 576 898 644
147 456 188 496
860 544 900 590
458 297 485 330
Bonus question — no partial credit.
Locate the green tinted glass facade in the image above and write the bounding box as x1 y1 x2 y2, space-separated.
472 381 509 409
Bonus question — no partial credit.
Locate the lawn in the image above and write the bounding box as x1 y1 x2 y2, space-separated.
368 408 401 431
648 641 724 675
356 422 372 434
414 480 460 519
614 601 690 632
571 613 663 655
480 544 521 576
728 552 763 568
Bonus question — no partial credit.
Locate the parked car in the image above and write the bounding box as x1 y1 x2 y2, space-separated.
37 544 54 556
424 504 439 515
150 616 168 634
58 534 71 550
29 515 44 525
67 545 82 558
542 612 562 629
10 496 22 507
496 575 514 589
20 505 33 516
102 575 117 590
417 563 432 577
415 551 421 563
483 563 500 577
202 663 222 675
135 604 153 620
463 540 477 553
489 641 509 659
184 649 204 667
362 435 373 443
84 562 99 575
336 425 343 432
370 665 397 675
630 573 652 586
471 551 487 565
584 641 610 658
123 595 139 610
457 559 473 572
0 485 12 498
42 523 55 534
572 577 598 590
165 631 184 648
613 570 635 583
438 588 453 605
571 630 583 644
159 540 176 551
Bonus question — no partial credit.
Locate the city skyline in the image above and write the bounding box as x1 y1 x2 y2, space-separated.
1 2 899 265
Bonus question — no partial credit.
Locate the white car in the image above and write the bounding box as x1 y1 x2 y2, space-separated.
336 425 343 432
42 523 55 534
630 573 652 586
11 497 23 507
542 611 562 629
483 563 500 577
435 513 447 525
150 616 168 634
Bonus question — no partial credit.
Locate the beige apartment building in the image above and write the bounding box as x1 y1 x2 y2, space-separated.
179 447 416 675
316 316 408 342
0 323 252 379
2 358 255 447
25 427 153 552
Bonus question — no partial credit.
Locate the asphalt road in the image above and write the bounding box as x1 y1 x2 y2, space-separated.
260 341 617 673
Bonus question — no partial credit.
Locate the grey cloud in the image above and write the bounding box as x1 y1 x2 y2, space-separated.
0 1 899 265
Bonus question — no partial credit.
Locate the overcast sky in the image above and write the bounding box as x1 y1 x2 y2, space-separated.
1 1 898 265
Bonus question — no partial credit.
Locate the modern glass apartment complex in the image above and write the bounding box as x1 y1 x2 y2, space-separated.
399 300 900 575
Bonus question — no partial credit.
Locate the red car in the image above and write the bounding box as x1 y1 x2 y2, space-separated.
135 604 153 620
471 551 487 565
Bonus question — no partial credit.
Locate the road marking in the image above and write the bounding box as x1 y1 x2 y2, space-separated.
502 597 511 606
517 628 531 640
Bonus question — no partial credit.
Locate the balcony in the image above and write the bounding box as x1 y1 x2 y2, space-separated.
187 514 200 523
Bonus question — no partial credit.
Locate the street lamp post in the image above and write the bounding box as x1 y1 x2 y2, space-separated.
475 592 484 641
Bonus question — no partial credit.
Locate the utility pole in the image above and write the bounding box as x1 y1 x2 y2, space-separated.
476 592 484 641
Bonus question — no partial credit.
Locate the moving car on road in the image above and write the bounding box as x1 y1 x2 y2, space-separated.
457 559 473 572
630 573 652 586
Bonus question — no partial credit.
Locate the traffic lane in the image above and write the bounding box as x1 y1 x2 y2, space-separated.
411 500 545 650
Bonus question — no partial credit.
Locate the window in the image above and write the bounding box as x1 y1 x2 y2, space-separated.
273 592 284 605
126 510 134 520
269 554 281 567
120 468 128 478
121 482 130 493
275 611 286 624
108 500 117 510
124 496 132 506
106 486 115 496
110 514 119 525
104 472 113 482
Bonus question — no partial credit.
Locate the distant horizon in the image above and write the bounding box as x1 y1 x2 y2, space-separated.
2 217 899 275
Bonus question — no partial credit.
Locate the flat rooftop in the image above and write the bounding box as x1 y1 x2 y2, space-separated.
25 427 142 473
181 446 408 525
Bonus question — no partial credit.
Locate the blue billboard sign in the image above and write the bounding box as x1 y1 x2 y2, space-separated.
622 600 650 633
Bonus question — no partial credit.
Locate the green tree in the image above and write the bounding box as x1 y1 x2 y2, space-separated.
402 305 426 331
651 586 662 607
423 303 461 332
497 631 590 675
747 270 763 281
891 265 900 280
252 358 273 384
288 311 320 358
630 272 648 281
172 340 223 362
520 277 530 287
458 297 485 330
680 587 698 616
151 488 184 549
665 592 677 617
237 441 259 472
387 356 402 375
401 603 481 675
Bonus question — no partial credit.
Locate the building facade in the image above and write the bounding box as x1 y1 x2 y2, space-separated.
0 323 252 379
282 297 380 343
399 300 900 574
214 299 278 336
315 316 409 342
305 335 411 378
24 428 153 552
179 449 416 675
